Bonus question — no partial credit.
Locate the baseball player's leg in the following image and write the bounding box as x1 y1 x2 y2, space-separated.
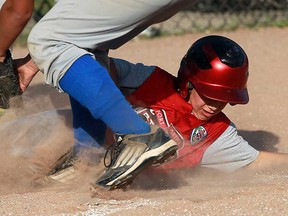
59 54 150 135
47 54 150 179
48 97 107 179
69 96 106 151
27 0 183 187
56 55 177 188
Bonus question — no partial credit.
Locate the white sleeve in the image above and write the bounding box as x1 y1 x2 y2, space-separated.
112 58 156 89
201 122 259 173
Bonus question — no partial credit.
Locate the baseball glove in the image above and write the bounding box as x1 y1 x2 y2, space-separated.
0 50 22 109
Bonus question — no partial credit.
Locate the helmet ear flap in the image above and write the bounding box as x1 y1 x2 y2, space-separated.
178 56 188 98
178 56 194 99
187 82 193 94
179 81 194 99
179 82 189 99
187 82 193 88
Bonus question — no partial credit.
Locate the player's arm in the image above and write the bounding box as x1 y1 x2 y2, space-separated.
247 151 288 170
109 57 156 95
0 0 34 61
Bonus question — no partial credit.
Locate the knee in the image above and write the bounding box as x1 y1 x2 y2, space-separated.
27 26 39 58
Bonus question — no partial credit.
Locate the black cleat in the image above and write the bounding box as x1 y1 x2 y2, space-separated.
96 125 177 190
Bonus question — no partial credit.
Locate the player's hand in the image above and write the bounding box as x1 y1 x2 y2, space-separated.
13 54 39 92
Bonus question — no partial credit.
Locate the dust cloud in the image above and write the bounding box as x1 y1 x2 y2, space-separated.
0 108 73 195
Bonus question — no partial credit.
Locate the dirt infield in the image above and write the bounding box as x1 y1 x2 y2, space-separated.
1 27 288 215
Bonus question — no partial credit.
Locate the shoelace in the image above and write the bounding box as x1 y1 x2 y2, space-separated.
103 135 123 168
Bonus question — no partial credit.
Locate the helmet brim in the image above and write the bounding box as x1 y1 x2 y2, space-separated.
195 84 249 104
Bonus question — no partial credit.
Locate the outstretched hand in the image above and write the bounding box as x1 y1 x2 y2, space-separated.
13 54 39 92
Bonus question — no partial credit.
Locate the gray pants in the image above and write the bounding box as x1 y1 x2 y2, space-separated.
27 0 196 90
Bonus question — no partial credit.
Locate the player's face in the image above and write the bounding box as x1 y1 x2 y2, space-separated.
188 89 227 121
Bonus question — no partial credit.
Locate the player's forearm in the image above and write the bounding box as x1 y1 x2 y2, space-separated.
0 1 33 61
247 151 288 170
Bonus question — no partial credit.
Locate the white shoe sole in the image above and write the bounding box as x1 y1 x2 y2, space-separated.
49 166 77 183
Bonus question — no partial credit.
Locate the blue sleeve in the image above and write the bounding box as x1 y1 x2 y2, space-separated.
112 58 156 89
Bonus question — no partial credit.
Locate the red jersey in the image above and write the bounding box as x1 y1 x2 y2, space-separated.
127 67 231 169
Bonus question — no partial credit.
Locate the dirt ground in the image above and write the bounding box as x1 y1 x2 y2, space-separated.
1 27 288 215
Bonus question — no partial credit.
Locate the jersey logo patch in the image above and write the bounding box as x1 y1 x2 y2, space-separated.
190 126 208 145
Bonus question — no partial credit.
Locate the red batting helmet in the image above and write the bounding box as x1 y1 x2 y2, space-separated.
177 35 249 104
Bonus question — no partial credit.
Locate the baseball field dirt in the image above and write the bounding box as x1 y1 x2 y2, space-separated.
1 27 288 215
